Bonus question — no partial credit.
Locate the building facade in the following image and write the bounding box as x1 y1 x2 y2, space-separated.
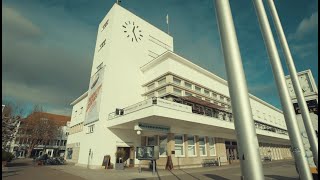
66 3 292 169
14 112 70 158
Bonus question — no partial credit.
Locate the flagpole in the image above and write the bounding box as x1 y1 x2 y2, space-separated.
167 14 170 35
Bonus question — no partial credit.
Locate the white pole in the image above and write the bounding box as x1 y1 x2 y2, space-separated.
166 14 170 35
214 1 264 179
252 0 313 179
266 0 318 168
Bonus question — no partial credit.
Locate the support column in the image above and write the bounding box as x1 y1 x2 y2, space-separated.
252 0 313 179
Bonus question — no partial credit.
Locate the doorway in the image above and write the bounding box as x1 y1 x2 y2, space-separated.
117 146 135 167
225 141 239 164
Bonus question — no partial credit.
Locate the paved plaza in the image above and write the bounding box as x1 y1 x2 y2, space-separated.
3 158 299 180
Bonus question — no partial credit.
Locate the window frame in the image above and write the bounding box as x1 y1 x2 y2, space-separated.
173 77 181 85
187 135 196 157
208 137 217 156
199 136 207 156
174 134 185 157
159 135 167 157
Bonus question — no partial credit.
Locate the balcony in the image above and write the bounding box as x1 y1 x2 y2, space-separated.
107 98 289 142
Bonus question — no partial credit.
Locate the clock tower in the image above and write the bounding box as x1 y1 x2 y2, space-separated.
77 3 174 168
285 69 318 169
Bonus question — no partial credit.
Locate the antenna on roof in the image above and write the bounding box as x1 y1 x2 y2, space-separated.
116 0 121 5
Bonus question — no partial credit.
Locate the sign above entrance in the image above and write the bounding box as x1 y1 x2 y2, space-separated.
138 123 170 133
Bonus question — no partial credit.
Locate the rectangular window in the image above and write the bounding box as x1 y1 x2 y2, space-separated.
158 88 166 96
147 83 155 91
185 91 192 96
209 137 216 156
101 19 109 31
174 135 184 156
158 78 166 86
212 93 217 98
195 86 201 93
184 82 192 89
147 136 156 146
199 137 207 156
88 124 94 133
99 39 106 50
187 135 196 156
79 107 83 115
67 148 73 159
159 135 167 157
147 93 154 99
173 88 182 95
220 96 224 101
173 77 181 85
204 89 210 96
196 95 202 100
96 62 103 70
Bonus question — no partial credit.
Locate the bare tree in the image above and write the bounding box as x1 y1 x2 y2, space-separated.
2 101 23 151
22 105 60 157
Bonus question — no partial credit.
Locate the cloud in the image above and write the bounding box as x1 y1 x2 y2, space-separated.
2 6 42 39
290 42 318 58
2 4 92 116
289 11 318 40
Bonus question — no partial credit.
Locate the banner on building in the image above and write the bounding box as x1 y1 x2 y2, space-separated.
84 67 105 125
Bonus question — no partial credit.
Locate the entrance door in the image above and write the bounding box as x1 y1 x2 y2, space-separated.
117 147 131 167
225 141 240 164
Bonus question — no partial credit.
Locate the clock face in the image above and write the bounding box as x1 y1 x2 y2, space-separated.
122 21 143 42
286 72 314 98
299 73 313 94
286 79 295 98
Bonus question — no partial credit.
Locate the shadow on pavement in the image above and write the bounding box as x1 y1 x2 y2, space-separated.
168 170 182 180
6 162 30 167
204 174 230 180
2 170 21 173
179 169 201 180
2 173 19 178
265 175 299 180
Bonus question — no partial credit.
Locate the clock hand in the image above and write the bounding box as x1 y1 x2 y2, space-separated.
133 32 138 42
132 26 138 42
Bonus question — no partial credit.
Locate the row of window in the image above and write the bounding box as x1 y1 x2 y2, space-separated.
69 123 84 135
254 121 288 135
146 135 216 157
254 110 284 127
16 138 67 146
172 77 230 103
146 75 286 127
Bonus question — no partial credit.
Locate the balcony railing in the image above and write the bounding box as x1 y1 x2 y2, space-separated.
108 97 288 136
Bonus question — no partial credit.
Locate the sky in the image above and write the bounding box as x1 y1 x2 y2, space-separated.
2 0 318 117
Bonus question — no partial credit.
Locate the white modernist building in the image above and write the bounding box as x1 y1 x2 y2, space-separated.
66 3 292 169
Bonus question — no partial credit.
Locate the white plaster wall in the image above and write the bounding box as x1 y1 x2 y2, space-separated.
75 3 173 168
70 96 87 127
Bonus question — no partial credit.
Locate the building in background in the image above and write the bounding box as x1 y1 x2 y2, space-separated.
66 3 292 169
285 69 318 174
13 112 70 158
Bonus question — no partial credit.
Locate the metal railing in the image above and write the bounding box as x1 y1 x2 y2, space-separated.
107 97 288 136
